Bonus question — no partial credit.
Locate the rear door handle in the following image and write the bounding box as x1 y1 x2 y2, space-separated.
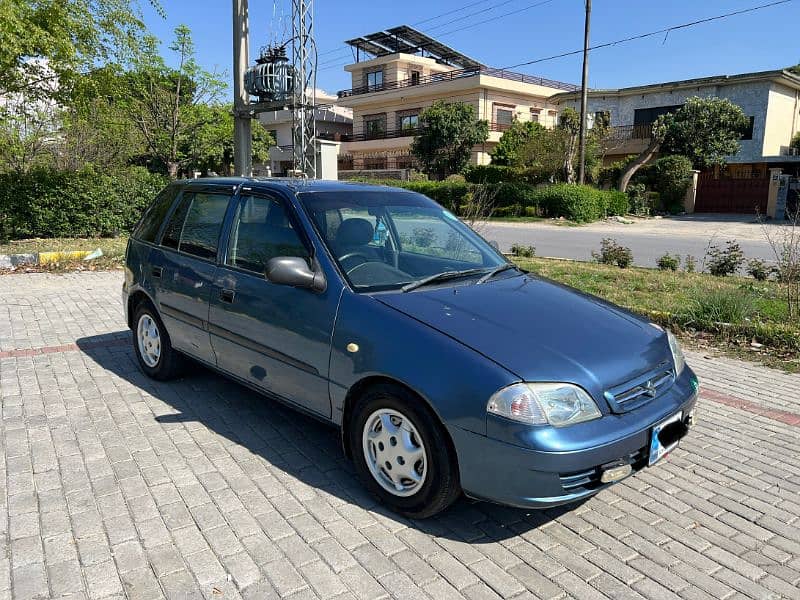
220 289 235 303
151 266 163 278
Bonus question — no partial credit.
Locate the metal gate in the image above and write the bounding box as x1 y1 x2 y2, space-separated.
694 173 769 213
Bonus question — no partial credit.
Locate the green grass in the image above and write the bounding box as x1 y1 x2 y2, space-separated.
0 236 129 258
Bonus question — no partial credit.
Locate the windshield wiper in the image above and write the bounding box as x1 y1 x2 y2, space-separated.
401 268 486 292
476 263 518 285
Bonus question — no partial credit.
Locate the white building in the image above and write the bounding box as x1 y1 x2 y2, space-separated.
256 90 353 178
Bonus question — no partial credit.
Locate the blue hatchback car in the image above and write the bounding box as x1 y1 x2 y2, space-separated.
123 177 698 518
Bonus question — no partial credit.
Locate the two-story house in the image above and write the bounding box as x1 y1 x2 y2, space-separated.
553 69 800 212
335 25 577 176
257 90 353 178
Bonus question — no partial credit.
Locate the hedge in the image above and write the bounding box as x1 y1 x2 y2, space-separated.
0 167 169 240
528 184 629 222
339 179 630 223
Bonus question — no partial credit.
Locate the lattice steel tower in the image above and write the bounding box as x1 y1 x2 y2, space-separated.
291 0 316 178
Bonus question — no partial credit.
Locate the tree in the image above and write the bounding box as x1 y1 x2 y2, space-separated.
124 26 226 177
490 120 545 166
411 101 489 180
618 97 749 192
186 105 273 175
0 0 162 101
514 107 607 183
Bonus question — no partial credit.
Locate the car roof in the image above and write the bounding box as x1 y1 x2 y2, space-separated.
176 177 411 195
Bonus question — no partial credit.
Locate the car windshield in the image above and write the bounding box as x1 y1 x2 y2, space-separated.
298 190 509 292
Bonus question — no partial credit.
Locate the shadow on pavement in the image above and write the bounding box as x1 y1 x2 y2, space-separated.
77 331 581 542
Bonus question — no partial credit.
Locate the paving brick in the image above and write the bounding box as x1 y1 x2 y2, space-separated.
3 271 800 600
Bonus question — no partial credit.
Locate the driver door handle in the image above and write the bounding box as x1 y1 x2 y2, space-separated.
220 289 235 303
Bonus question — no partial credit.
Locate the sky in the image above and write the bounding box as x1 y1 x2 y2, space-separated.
140 0 800 98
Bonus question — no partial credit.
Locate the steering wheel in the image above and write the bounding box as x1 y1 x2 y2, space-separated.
338 252 372 273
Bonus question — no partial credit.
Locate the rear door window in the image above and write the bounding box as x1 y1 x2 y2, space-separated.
134 185 179 243
160 190 231 260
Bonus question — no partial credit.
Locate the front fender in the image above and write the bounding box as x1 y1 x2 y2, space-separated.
328 291 518 435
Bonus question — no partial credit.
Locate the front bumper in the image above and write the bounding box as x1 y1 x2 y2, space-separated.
448 368 698 509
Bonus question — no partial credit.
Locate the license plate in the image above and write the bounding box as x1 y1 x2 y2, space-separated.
648 411 683 466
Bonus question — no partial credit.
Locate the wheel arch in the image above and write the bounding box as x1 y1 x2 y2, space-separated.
127 289 156 330
339 375 459 468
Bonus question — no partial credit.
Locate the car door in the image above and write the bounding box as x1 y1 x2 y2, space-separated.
208 190 340 418
148 186 234 364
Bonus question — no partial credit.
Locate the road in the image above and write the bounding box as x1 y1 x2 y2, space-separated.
481 217 777 267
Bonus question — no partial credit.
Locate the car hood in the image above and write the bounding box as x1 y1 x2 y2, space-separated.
375 273 671 398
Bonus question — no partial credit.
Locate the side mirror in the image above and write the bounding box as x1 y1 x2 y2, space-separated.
488 240 500 251
265 257 326 293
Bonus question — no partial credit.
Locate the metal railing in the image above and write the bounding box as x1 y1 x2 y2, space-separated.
341 128 421 142
337 66 578 98
604 124 654 143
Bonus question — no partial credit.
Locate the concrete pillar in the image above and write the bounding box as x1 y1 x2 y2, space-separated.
767 168 784 218
232 0 252 177
683 170 700 213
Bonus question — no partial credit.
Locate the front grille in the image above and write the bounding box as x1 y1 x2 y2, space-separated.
604 363 675 413
559 447 648 493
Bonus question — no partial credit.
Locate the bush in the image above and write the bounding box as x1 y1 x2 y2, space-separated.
705 240 745 277
746 258 770 281
510 243 535 258
657 253 680 271
0 167 169 239
684 255 697 273
592 238 633 268
464 165 515 184
627 183 651 216
529 184 628 223
650 155 693 213
686 289 756 324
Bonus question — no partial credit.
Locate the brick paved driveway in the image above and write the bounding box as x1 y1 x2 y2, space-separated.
1 272 799 600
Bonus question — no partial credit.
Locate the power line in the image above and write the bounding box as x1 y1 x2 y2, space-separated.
316 0 549 62
502 0 794 70
317 0 559 72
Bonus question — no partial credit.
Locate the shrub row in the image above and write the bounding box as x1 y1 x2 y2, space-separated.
0 167 168 240
360 179 627 222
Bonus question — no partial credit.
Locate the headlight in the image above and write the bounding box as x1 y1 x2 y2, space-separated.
667 330 685 376
487 382 602 427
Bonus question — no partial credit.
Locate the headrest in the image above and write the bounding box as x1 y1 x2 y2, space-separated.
335 218 374 246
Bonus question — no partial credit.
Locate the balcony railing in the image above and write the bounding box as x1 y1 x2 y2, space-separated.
342 121 518 142
341 128 421 142
605 124 654 143
337 66 578 98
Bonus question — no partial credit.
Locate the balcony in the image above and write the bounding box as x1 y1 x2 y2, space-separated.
341 128 421 142
337 66 578 99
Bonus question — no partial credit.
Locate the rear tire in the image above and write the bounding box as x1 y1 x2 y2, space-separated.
349 383 460 518
132 301 183 380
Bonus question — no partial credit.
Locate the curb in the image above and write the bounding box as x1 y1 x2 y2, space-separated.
0 249 102 268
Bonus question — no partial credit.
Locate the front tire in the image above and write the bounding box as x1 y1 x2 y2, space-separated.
349 384 460 518
132 302 183 380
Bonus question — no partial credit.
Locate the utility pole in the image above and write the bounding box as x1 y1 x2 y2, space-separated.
233 0 252 177
577 0 591 185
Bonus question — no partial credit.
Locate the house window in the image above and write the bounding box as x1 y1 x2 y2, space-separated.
633 104 681 137
266 130 278 145
494 105 515 131
529 109 540 123
365 69 383 90
741 116 755 140
593 110 610 128
410 70 421 85
364 114 386 139
398 114 419 132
